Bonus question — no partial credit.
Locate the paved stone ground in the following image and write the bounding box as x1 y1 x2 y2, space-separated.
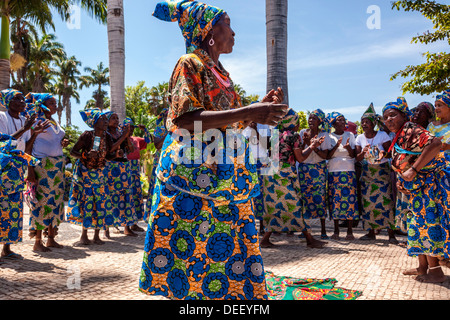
1 203 449 300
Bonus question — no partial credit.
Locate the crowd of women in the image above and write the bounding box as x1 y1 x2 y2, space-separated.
0 89 162 258
1 0 450 301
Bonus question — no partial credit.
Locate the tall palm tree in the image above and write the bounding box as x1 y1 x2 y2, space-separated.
107 0 126 120
0 0 107 91
28 33 66 92
266 0 289 104
79 61 110 111
53 55 81 125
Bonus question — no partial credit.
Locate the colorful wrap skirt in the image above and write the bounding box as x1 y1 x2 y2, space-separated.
144 150 161 223
327 171 359 220
397 155 450 258
395 192 410 233
262 162 308 232
29 156 65 231
0 191 23 244
129 159 144 221
360 161 395 231
298 161 328 220
252 161 266 220
105 160 136 227
139 178 267 300
66 160 114 230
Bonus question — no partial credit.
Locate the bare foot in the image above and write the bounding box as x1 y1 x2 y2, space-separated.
307 239 327 249
331 233 340 240
403 267 427 276
124 227 138 237
93 238 105 245
33 241 52 253
104 229 111 239
46 238 64 249
130 224 144 232
345 234 355 240
414 273 447 283
260 241 277 248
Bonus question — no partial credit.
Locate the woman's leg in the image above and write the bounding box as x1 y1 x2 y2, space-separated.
346 220 355 240
403 255 428 276
260 231 275 248
331 220 340 240
46 225 63 248
93 229 105 245
33 230 51 252
415 256 447 283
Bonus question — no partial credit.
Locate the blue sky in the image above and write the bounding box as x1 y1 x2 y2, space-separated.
49 0 447 131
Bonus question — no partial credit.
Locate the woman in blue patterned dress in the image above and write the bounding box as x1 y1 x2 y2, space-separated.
326 112 358 240
139 0 288 300
67 109 116 245
104 112 137 237
383 97 450 283
297 109 331 239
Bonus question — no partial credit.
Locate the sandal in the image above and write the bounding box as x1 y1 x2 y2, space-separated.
2 252 24 260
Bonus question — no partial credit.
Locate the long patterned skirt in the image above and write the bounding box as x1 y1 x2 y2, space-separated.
0 191 23 244
395 192 410 233
29 156 65 231
328 171 359 220
139 179 267 300
105 161 136 227
129 159 144 221
360 162 395 231
262 162 308 232
252 162 266 220
298 161 328 220
66 160 114 230
399 163 450 258
144 151 161 223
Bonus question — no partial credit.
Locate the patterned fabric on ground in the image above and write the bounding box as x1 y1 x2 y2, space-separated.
105 161 136 227
298 161 328 219
29 156 65 231
328 171 359 220
66 160 114 230
360 161 395 231
263 162 308 232
129 159 145 221
265 271 362 300
139 179 267 300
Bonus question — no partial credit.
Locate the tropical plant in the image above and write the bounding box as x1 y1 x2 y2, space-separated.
390 0 450 95
234 83 260 106
0 0 107 90
266 0 289 104
79 61 110 111
49 58 81 125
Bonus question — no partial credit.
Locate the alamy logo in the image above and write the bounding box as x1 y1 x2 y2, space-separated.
367 5 381 30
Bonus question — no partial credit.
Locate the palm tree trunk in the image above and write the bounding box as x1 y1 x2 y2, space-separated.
0 11 11 93
107 0 126 120
266 0 289 104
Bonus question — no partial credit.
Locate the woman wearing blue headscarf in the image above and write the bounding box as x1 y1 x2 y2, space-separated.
24 93 69 252
103 111 137 238
261 108 327 249
383 97 450 283
297 109 331 239
0 133 39 262
326 112 358 240
139 0 287 300
66 109 116 246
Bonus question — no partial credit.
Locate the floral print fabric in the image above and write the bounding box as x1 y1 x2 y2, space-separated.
139 179 267 300
298 161 328 220
328 171 359 220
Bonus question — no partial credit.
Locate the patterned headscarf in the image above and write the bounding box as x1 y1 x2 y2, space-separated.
24 92 52 119
326 111 347 127
122 117 134 126
415 102 435 122
436 89 450 106
0 89 22 110
277 108 300 132
309 108 329 132
382 97 411 119
153 0 225 54
361 103 383 128
80 109 107 129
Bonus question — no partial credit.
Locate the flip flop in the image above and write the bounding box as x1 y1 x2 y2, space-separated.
2 252 24 260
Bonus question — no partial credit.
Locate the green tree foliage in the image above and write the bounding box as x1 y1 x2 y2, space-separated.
298 111 308 130
390 0 450 95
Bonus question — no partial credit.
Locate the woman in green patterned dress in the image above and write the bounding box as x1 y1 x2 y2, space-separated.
24 93 70 252
355 104 397 243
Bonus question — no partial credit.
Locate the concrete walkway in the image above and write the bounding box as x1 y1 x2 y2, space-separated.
0 205 449 300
